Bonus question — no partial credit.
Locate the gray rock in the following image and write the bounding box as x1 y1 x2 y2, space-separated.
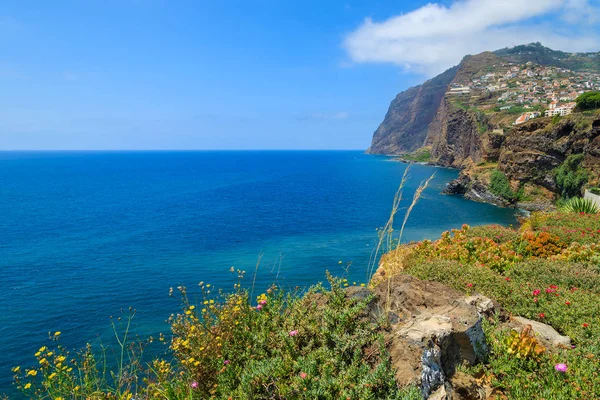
368 275 489 398
512 316 571 348
464 295 494 315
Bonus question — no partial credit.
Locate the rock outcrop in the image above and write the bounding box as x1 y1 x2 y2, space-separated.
444 115 600 210
427 100 484 168
348 276 493 399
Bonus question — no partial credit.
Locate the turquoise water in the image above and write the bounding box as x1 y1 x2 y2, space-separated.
0 151 518 395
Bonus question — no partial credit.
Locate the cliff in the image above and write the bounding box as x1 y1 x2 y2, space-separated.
366 65 458 154
444 114 600 210
369 43 600 205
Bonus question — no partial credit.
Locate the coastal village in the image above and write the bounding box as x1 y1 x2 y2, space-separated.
447 60 600 126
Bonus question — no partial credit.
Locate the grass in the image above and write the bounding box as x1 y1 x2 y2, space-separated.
399 147 431 163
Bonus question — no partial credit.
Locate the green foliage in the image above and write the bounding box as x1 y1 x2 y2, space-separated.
551 114 562 124
589 187 600 195
401 148 431 163
554 154 589 199
575 91 600 111
560 197 600 215
489 169 523 202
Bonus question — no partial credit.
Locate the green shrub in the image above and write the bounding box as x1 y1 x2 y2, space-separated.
575 91 600 111
489 169 523 202
554 154 589 199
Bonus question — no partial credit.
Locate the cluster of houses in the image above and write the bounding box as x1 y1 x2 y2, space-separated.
446 60 600 126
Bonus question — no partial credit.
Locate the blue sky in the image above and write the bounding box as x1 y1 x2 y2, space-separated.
1 0 599 150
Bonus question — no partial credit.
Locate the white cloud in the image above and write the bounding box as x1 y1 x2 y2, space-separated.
563 0 600 23
343 0 600 76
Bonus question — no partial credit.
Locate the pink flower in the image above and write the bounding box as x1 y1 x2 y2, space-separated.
256 305 263 311
466 283 473 288
533 289 541 296
289 330 298 337
539 313 545 319
191 381 199 389
583 323 589 328
299 372 307 379
224 360 231 365
565 301 571 305
555 363 568 372
259 300 267 306
533 298 538 302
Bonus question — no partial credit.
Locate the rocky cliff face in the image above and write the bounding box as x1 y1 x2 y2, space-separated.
427 99 484 168
368 52 499 167
367 66 458 154
444 115 600 210
499 117 600 191
369 43 600 207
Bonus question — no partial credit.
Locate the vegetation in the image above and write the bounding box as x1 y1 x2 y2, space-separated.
560 197 600 215
575 91 600 111
554 154 589 199
380 211 600 399
11 274 422 399
400 147 431 163
489 169 524 202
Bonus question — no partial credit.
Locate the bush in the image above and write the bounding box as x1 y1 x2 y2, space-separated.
489 169 523 202
575 91 600 111
554 154 589 199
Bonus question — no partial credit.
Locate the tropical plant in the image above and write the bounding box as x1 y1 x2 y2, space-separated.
560 197 600 214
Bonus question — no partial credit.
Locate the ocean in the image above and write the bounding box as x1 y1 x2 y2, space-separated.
0 151 518 395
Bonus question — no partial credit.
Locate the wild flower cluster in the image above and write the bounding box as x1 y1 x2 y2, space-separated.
394 211 600 399
11 274 421 400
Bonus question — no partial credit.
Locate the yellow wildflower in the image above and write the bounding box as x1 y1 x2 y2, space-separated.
24 383 31 389
48 372 57 379
54 332 61 337
27 370 38 376
11 366 20 373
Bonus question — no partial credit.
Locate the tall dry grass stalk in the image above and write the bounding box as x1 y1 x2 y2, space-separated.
366 166 434 314
366 167 410 281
